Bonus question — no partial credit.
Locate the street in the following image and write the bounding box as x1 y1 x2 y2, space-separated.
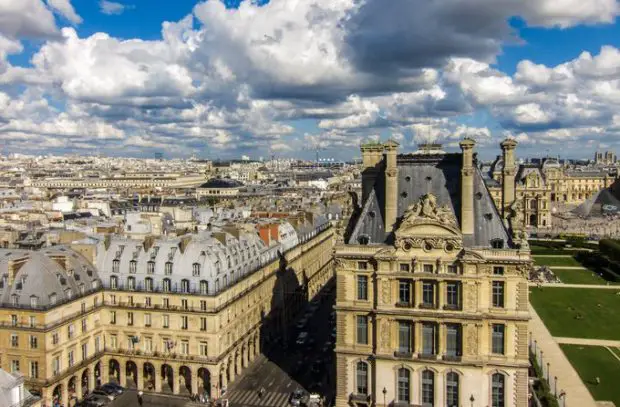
226 281 336 407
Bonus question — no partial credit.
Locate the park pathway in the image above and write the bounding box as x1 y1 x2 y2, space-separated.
530 282 620 289
529 304 597 407
555 337 620 347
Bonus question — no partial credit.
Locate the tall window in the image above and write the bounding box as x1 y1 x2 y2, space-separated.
492 324 505 355
11 334 18 347
127 312 134 326
109 276 118 289
30 361 39 379
129 260 137 274
492 282 505 308
181 316 188 330
193 263 201 277
112 259 119 273
356 315 368 345
163 314 169 329
422 281 435 307
181 279 190 293
110 311 116 324
398 321 412 353
147 261 155 274
446 282 460 308
30 296 38 308
200 342 208 357
164 262 173 275
446 372 459 407
356 362 368 395
357 275 368 300
422 370 434 406
422 323 436 356
145 277 153 292
30 335 37 349
397 368 410 403
163 278 171 292
491 373 505 407
201 317 207 331
127 276 136 290
200 280 209 295
11 360 19 373
446 324 462 357
398 280 411 304
144 313 151 327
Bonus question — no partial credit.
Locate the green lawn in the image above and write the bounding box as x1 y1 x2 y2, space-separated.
533 255 583 267
551 268 617 285
560 345 620 406
530 287 620 340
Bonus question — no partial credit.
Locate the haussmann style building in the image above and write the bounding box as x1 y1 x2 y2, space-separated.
334 140 531 407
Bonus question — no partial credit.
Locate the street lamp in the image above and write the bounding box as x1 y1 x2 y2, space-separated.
382 387 387 407
469 394 475 407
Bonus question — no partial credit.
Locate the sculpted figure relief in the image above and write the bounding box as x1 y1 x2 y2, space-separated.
466 326 479 355
400 193 457 228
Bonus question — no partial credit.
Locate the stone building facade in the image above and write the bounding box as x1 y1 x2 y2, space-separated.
334 140 531 407
0 223 334 407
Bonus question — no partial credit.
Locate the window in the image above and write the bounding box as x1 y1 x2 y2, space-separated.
200 342 208 357
109 276 118 289
397 368 410 403
193 263 201 277
81 319 87 332
163 278 171 292
29 316 35 328
129 260 137 274
201 317 207 331
492 324 505 355
145 297 151 307
144 337 152 352
181 341 189 355
200 300 207 311
181 316 188 330
68 350 74 367
356 362 368 395
356 315 368 345
163 298 169 308
181 279 190 293
422 281 435 307
11 334 18 347
127 276 136 290
30 361 39 379
398 321 412 354
358 261 368 270
357 276 368 300
30 335 37 349
144 313 151 327
400 263 410 272
422 323 436 356
491 373 505 407
491 239 504 249
67 324 74 339
112 259 119 273
423 264 434 273
422 370 434 407
446 372 459 407
81 343 87 360
446 282 460 309
446 324 462 357
128 296 134 306
109 294 116 304
110 335 117 349
492 281 505 308
11 315 17 326
181 299 188 310
11 360 19 373
145 277 153 291
30 296 38 308
127 312 134 326
200 280 209 295
493 266 504 276
52 357 60 375
163 314 169 329
398 280 411 305
447 264 458 274
52 332 59 345
110 311 116 324
165 262 173 275
147 261 155 274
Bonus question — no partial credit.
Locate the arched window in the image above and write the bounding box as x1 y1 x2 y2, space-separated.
491 373 505 407
356 362 368 395
181 279 190 293
200 280 209 295
127 277 135 290
162 278 171 292
164 262 173 275
397 368 410 403
145 277 153 292
147 261 155 274
110 276 118 289
446 372 459 407
129 260 137 274
193 263 201 277
422 370 434 406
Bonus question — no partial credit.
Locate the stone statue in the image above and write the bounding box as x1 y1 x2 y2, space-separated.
400 193 457 228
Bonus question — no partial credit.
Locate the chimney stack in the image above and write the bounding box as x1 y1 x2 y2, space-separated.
459 138 476 235
360 142 385 203
384 140 400 233
500 138 517 219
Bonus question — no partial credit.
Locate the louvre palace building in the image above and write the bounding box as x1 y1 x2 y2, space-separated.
0 217 334 406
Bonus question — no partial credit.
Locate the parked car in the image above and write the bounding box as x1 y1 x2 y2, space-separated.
101 383 124 395
91 390 114 401
84 394 108 407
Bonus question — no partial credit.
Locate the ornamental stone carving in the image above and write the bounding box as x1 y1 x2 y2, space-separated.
466 325 478 355
381 279 391 304
465 284 477 310
380 319 391 350
400 193 458 229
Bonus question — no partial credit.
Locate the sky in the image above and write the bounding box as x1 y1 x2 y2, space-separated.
2 1 620 160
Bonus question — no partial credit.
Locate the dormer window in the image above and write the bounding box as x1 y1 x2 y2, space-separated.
129 260 137 274
11 294 19 306
164 262 173 276
147 261 155 274
491 239 504 249
49 293 57 305
30 296 38 308
193 263 201 277
112 259 120 273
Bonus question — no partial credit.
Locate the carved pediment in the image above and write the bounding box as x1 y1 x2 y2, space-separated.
399 193 458 230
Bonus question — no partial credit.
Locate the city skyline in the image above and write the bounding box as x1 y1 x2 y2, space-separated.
2 1 620 159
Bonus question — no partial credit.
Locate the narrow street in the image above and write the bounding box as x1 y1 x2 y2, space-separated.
226 281 336 407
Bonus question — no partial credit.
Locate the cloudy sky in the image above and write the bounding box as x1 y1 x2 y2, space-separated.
2 0 620 160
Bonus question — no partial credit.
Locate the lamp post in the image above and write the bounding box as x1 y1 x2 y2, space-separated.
554 376 558 397
469 394 475 407
382 387 387 407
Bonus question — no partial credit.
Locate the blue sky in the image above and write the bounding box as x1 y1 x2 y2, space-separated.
2 0 620 160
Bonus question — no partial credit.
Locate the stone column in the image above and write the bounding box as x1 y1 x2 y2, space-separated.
459 138 476 235
75 376 83 401
136 364 144 391
384 140 399 233
191 368 198 395
61 379 69 407
101 357 109 383
89 368 96 393
173 374 180 395
501 138 518 219
414 322 422 355
436 324 444 357
437 280 445 309
119 362 126 387
154 365 162 393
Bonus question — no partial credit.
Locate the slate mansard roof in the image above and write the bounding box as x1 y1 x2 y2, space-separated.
0 247 101 309
350 152 511 248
